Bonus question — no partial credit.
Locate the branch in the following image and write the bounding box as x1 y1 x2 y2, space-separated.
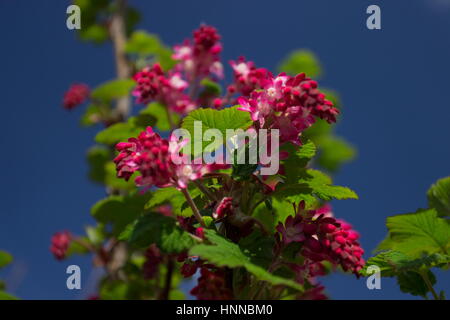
110 0 132 118
180 188 206 227
158 258 174 300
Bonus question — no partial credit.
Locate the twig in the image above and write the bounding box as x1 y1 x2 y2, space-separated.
159 258 174 300
180 188 206 227
420 270 440 300
193 180 216 201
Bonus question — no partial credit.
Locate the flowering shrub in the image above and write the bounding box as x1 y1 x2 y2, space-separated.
49 0 449 300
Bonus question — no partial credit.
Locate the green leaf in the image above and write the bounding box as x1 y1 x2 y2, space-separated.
0 250 12 268
275 169 358 203
79 24 109 44
140 103 179 131
125 31 162 56
316 136 356 172
281 140 316 184
0 291 18 300
80 104 104 127
200 78 222 97
278 49 322 78
86 146 109 184
397 270 436 298
376 209 450 257
427 176 450 217
119 213 196 253
145 187 201 217
91 192 151 236
181 106 253 155
362 250 450 277
95 122 141 145
125 31 176 71
190 230 303 291
91 79 135 103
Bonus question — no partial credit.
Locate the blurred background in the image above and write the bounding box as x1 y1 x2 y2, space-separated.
0 0 449 299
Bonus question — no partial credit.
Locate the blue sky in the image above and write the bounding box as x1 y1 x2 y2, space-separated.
0 0 449 299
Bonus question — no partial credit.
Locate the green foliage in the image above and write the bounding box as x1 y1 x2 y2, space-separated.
376 209 450 257
362 250 447 298
200 78 222 97
181 106 253 155
0 250 12 269
190 230 303 291
275 168 358 204
86 146 136 190
397 270 436 298
119 213 196 253
0 291 18 300
427 176 450 217
91 192 151 236
278 49 322 78
140 103 180 131
145 187 202 217
74 0 110 44
95 109 157 145
316 136 356 172
362 250 450 277
126 31 176 71
91 79 135 103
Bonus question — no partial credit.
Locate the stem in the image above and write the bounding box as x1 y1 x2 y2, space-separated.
110 0 132 118
180 188 206 227
193 180 216 201
159 258 174 300
165 105 175 130
420 270 440 300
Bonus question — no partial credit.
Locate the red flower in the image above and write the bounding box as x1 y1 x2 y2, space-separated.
228 57 272 96
62 83 89 110
50 231 71 260
213 197 234 219
114 127 228 190
132 64 194 114
143 244 163 279
190 268 233 300
276 205 365 276
237 73 339 145
173 25 223 81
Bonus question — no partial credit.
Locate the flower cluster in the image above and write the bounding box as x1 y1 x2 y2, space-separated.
62 83 90 110
173 24 223 81
238 73 339 145
228 57 272 96
114 126 226 189
276 205 364 276
190 267 233 300
132 64 195 113
50 231 71 260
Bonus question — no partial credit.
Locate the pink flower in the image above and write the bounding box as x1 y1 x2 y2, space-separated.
228 57 273 96
276 205 365 276
50 231 71 260
237 73 339 145
114 127 228 190
173 25 223 81
62 83 89 110
276 215 305 244
132 64 194 114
